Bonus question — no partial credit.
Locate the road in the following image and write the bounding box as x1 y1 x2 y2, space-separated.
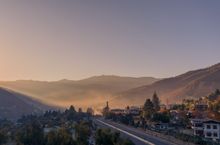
94 119 177 145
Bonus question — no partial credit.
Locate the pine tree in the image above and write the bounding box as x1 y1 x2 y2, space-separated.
69 105 76 113
215 89 220 95
143 99 154 120
152 92 160 111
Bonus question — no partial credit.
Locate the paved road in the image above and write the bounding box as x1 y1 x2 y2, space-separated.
94 119 176 145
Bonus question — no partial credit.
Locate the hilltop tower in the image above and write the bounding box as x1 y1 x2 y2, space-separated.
102 101 110 116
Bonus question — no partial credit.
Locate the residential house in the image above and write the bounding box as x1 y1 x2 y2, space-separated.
203 120 220 141
152 123 174 131
125 106 141 115
195 102 208 112
191 119 206 136
110 109 125 115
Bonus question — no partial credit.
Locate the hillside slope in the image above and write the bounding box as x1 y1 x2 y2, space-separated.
116 63 220 107
0 87 53 120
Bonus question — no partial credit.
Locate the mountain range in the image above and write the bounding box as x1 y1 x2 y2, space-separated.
0 63 220 112
0 75 159 109
116 63 220 107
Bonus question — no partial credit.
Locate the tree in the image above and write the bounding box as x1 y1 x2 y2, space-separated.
215 89 220 95
66 105 77 121
45 128 76 145
45 131 57 145
120 139 135 145
143 99 155 120
95 128 114 145
119 114 133 125
86 108 94 116
0 131 7 145
210 100 220 112
152 112 170 123
152 92 160 111
15 121 44 145
95 129 135 145
69 105 76 113
208 89 220 101
78 108 82 113
171 104 185 111
75 121 91 145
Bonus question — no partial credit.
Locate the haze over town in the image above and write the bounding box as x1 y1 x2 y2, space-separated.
1 1 220 145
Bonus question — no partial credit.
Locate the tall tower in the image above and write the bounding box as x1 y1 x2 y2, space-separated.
102 101 110 116
106 101 109 109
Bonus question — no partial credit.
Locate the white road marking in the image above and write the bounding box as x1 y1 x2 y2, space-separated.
96 119 155 145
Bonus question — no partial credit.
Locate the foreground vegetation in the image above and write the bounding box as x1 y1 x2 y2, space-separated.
0 106 135 145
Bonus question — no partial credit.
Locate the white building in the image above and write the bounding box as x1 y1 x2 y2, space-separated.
125 106 141 115
110 106 141 116
203 120 220 141
191 119 206 136
110 109 125 115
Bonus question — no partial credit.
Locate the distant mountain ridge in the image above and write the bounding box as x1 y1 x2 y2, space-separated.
0 75 159 109
1 63 220 109
115 63 220 107
0 87 54 120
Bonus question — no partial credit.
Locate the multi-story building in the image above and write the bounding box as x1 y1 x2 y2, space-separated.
110 109 125 115
195 102 208 111
191 119 206 136
203 120 220 141
191 119 220 141
110 106 141 116
125 106 141 115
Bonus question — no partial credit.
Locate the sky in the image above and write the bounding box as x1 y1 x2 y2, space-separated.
0 0 220 81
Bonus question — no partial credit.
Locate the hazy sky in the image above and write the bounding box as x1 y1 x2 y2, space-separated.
0 0 220 81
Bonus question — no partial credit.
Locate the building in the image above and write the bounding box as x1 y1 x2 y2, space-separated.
191 119 206 136
191 118 220 141
125 106 141 115
195 102 208 111
102 101 110 116
43 126 60 134
110 109 125 115
109 105 141 116
87 107 94 116
152 123 174 131
160 104 167 110
203 120 220 141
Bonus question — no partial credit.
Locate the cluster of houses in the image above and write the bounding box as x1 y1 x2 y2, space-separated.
190 100 220 141
106 98 220 142
108 103 177 130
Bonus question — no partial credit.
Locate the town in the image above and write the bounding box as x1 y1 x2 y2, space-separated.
101 89 220 145
1 89 220 145
1 1 220 145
